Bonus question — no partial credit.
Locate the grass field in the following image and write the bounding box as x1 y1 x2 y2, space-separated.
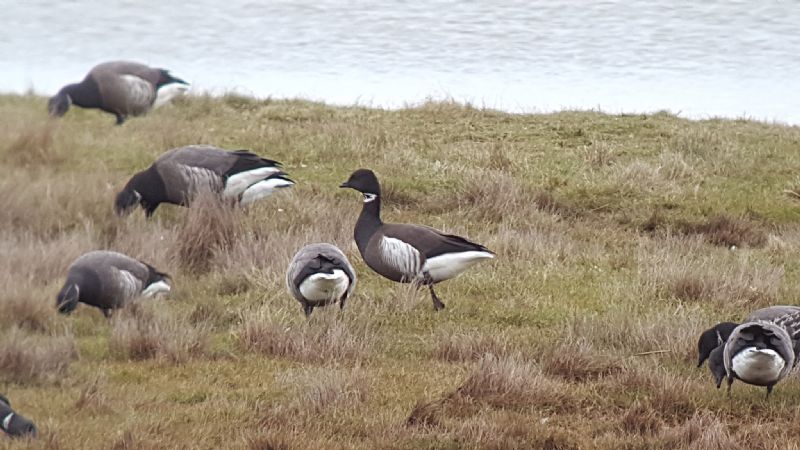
2 93 800 449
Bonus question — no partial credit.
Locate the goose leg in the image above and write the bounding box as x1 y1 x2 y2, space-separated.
102 309 113 319
115 114 126 125
428 285 446 311
339 295 348 311
303 304 314 318
726 376 734 397
765 384 774 400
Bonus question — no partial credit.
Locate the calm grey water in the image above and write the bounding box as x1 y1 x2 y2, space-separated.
3 1 799 123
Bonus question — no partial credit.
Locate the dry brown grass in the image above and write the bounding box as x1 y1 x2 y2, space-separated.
171 190 243 273
0 289 58 332
109 304 210 364
659 412 743 450
278 367 368 413
239 307 373 364
434 330 517 362
681 214 768 248
3 121 60 166
452 354 577 412
0 326 78 384
4 96 800 448
637 235 783 307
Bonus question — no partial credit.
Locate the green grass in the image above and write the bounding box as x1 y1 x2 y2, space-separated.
2 94 800 448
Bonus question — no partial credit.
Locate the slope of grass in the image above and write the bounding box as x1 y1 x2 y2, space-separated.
2 94 800 448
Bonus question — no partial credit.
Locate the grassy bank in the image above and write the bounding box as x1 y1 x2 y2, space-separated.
2 93 800 449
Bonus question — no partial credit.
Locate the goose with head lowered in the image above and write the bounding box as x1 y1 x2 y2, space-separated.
115 145 294 217
339 169 494 310
0 395 36 439
56 251 171 318
286 243 357 317
698 305 800 397
48 60 189 125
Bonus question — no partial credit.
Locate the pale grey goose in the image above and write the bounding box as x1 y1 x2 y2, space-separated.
339 169 494 311
699 305 800 397
0 395 36 439
115 145 294 217
286 243 357 317
56 250 171 317
48 60 189 125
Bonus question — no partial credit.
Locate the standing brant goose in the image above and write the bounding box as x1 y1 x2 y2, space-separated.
115 145 294 217
0 395 36 439
48 61 189 125
339 169 494 310
56 251 171 317
286 243 357 317
698 306 800 397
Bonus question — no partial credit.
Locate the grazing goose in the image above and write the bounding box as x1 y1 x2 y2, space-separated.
48 60 189 125
0 395 37 438
115 145 294 217
699 306 800 397
56 251 171 317
286 243 357 317
339 169 494 310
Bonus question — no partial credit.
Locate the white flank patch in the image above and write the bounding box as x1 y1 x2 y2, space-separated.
120 74 156 111
2 413 14 431
114 269 143 301
223 167 282 197
379 236 422 279
240 178 294 205
731 347 785 385
153 83 189 109
178 165 221 192
142 280 171 298
423 251 494 283
299 270 349 301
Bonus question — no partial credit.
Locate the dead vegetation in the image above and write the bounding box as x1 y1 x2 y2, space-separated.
171 190 243 273
2 95 800 448
239 307 373 363
0 326 78 384
109 304 210 363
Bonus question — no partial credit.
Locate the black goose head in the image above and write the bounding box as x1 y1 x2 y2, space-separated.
339 169 381 201
55 282 80 315
697 321 738 367
47 88 73 117
0 395 38 438
114 187 143 217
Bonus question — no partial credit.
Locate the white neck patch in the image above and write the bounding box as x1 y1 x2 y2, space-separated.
363 193 377 203
2 412 14 430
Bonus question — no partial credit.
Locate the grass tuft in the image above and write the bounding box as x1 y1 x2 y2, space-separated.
0 326 78 384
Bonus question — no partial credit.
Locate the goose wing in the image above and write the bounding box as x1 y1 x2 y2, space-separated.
154 146 230 203
383 224 492 259
91 62 159 116
75 251 149 307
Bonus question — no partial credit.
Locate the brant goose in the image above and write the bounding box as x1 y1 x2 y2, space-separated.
115 145 294 217
48 61 188 125
56 251 171 317
286 243 357 317
339 169 494 310
699 306 800 397
0 395 37 438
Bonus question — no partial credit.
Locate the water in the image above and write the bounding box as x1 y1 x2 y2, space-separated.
2 1 799 123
